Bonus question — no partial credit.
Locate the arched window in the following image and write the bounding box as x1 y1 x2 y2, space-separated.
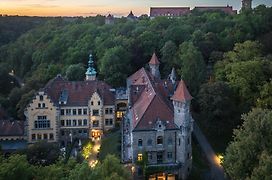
157 136 163 145
138 139 143 147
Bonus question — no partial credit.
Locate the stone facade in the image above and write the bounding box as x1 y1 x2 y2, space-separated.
24 54 116 146
122 53 193 179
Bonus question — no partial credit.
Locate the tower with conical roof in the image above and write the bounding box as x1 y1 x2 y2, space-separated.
149 52 161 79
85 54 97 81
171 78 193 179
242 0 252 10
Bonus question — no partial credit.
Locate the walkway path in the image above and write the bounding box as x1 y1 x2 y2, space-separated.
89 139 101 168
193 122 226 180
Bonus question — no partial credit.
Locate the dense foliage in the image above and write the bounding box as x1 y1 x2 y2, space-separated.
223 109 272 179
0 154 130 180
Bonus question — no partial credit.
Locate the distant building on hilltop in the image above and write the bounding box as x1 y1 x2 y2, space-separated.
122 53 193 179
127 11 137 21
194 5 237 15
150 5 238 18
150 7 190 18
242 0 252 10
105 14 114 25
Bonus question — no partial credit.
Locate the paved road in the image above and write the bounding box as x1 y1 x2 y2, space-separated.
193 122 226 180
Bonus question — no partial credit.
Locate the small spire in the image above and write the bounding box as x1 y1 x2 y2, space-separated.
170 67 176 83
86 53 97 81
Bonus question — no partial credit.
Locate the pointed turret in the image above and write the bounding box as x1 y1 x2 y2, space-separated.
85 54 97 81
172 78 193 179
171 79 192 102
148 53 161 79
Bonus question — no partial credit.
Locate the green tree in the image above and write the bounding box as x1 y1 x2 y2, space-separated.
26 141 60 166
0 154 35 180
256 80 272 109
65 63 85 81
177 42 206 96
99 46 131 87
197 81 239 136
160 40 177 77
224 108 272 180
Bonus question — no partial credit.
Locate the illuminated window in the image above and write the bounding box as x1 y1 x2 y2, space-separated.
137 154 143 161
117 111 123 118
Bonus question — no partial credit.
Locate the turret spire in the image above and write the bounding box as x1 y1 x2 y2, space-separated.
85 54 97 81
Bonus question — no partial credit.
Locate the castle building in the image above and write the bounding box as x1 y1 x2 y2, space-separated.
242 0 252 10
122 53 193 179
24 54 116 146
150 5 237 18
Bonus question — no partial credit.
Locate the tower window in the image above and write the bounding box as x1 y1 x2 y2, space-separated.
157 136 163 145
137 154 143 161
138 139 143 147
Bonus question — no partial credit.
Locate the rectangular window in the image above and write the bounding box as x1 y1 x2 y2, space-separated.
73 119 77 126
92 110 99 116
66 109 71 115
167 152 173 159
105 108 109 114
61 120 65 126
34 116 50 129
43 134 48 140
61 109 64 115
61 130 65 136
83 108 87 115
49 133 54 140
157 152 163 163
137 154 143 161
39 95 43 101
78 109 82 115
66 119 71 126
73 109 77 115
105 119 109 126
109 119 113 125
93 120 99 127
78 119 82 126
32 134 36 140
109 108 113 114
83 119 88 126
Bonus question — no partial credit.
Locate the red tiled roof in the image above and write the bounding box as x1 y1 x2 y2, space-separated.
149 53 160 65
171 80 192 102
0 120 24 136
129 67 181 131
44 76 115 106
150 7 191 17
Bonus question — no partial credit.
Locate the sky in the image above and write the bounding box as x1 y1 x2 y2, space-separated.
0 0 272 17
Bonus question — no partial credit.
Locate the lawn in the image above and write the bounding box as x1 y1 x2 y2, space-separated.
99 129 121 161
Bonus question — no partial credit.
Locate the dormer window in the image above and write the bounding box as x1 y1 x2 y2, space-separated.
39 95 43 101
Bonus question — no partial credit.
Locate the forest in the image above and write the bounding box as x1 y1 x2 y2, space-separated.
0 5 272 179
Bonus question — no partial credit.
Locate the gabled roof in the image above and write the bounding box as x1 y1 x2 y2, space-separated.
149 53 160 65
171 80 192 102
43 75 115 106
0 120 24 136
129 67 179 131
